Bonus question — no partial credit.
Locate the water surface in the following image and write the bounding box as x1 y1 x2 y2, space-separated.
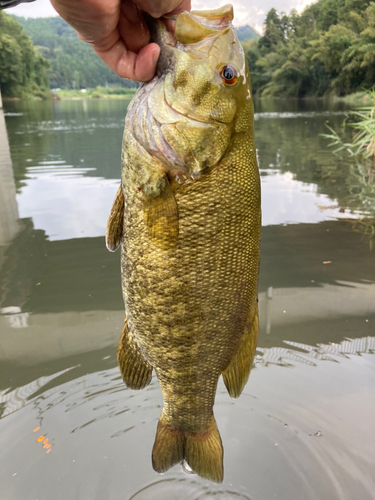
0 98 374 500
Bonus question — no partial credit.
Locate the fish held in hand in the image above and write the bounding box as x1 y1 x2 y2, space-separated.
106 4 261 483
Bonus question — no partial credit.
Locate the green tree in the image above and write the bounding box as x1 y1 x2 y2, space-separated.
72 70 80 90
244 0 375 97
0 11 50 98
13 15 138 90
258 8 285 54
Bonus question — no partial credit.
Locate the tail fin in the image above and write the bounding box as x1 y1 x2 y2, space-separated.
185 416 223 483
152 416 223 483
152 419 185 474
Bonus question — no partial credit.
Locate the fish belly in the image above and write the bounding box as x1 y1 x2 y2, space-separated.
121 132 260 433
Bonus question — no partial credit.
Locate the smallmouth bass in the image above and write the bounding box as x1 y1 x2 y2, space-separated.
106 4 261 483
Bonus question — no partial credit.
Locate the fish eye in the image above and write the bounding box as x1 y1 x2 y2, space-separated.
220 65 238 86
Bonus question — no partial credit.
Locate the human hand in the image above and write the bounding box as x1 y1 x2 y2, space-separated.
50 0 191 82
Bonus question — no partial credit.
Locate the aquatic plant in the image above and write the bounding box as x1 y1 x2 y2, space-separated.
322 89 375 160
322 89 375 248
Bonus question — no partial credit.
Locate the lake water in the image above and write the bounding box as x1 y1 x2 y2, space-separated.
0 98 374 500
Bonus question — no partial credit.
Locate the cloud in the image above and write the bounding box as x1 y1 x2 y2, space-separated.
7 0 318 26
294 0 316 13
6 0 57 17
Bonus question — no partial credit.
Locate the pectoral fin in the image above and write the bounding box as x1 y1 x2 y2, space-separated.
222 304 259 399
106 184 124 252
144 177 179 250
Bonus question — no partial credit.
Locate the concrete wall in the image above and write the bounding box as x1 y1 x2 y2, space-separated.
0 109 20 246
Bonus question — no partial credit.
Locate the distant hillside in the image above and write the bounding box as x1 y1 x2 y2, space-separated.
0 11 50 98
235 25 260 41
12 15 137 89
13 15 260 90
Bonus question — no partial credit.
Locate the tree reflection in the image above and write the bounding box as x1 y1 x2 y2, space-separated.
254 107 375 246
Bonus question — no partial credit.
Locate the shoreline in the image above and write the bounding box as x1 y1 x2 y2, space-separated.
2 89 138 102
3 90 372 106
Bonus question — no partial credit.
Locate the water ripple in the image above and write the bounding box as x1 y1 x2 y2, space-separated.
128 478 252 500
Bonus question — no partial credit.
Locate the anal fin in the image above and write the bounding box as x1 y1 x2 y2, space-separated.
106 184 124 252
222 305 259 399
117 319 152 390
144 177 179 250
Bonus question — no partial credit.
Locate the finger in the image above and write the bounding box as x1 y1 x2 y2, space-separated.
169 0 191 15
51 0 120 43
120 0 150 53
93 40 160 81
133 0 191 18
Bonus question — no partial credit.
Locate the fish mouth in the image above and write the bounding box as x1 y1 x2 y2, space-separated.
146 8 234 76
144 16 178 77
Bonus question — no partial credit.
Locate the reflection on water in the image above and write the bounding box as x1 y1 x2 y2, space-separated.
18 169 118 240
0 99 374 500
260 171 360 225
128 478 253 499
3 99 374 242
0 367 76 418
257 335 375 367
2 334 374 418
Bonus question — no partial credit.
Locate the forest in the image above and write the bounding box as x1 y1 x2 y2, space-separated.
1 0 374 98
12 16 258 92
12 15 138 90
0 10 49 98
245 0 375 97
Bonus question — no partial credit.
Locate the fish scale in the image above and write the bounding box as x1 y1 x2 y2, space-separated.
122 125 259 430
106 5 260 483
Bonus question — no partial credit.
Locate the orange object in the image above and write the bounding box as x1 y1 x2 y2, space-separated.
46 449 51 454
33 427 40 432
36 435 45 443
43 438 48 444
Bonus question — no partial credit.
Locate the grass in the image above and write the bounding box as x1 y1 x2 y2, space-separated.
332 91 375 108
322 89 375 161
2 87 52 101
341 218 375 250
322 89 375 248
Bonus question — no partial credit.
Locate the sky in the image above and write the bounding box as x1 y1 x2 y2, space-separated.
7 0 317 33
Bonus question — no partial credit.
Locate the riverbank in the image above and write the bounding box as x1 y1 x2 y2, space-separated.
1 87 137 102
332 91 374 107
2 88 372 105
54 89 374 105
54 87 137 100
